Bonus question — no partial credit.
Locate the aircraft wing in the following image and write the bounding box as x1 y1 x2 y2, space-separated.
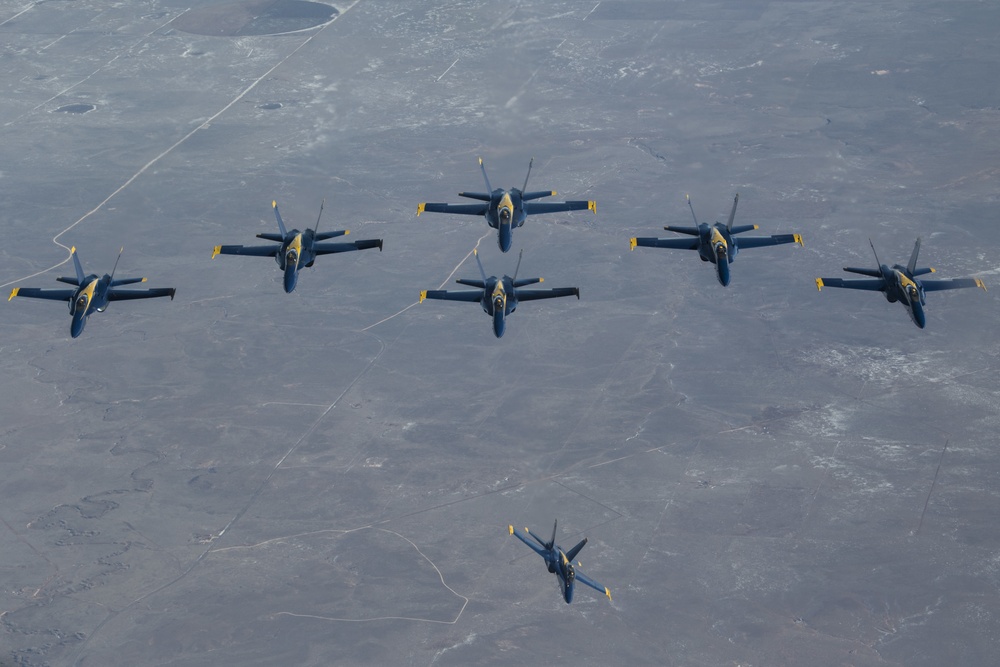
417 203 489 216
314 239 382 255
815 278 885 292
515 287 579 302
419 289 482 303
8 287 74 302
736 233 803 249
920 277 986 292
523 200 594 215
509 526 546 556
213 244 279 258
107 288 175 301
631 237 700 251
575 569 612 600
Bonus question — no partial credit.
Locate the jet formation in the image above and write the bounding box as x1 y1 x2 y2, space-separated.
417 157 596 253
509 520 612 604
419 249 579 338
816 237 987 328
630 193 803 286
213 199 383 293
8 247 175 338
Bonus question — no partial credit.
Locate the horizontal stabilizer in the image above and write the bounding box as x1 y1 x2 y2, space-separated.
842 267 883 277
315 230 349 241
455 279 486 288
663 225 701 236
256 233 286 242
521 190 556 201
111 277 147 287
457 191 492 201
911 267 935 277
565 538 588 563
729 224 759 235
56 277 81 286
513 277 543 288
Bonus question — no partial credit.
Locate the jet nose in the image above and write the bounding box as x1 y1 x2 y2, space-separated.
912 301 926 329
498 222 513 253
492 309 506 338
70 314 86 338
716 258 731 286
283 265 298 293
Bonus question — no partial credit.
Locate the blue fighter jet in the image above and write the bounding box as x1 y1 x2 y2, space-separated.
509 520 612 604
419 249 579 339
213 199 382 293
816 237 986 328
417 157 596 252
8 247 175 338
630 193 802 286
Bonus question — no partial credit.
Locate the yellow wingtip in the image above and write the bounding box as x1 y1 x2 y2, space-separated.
70 246 76 254
508 525 514 535
753 224 759 230
344 230 350 235
419 290 427 303
629 238 637 251
815 278 824 291
212 245 222 259
929 267 936 273
141 277 147 283
794 233 804 246
539 277 544 283
550 190 557 197
473 248 478 256
588 200 597 213
417 203 425 216
478 157 483 165
272 200 277 208
8 288 18 301
976 278 987 291
605 587 612 601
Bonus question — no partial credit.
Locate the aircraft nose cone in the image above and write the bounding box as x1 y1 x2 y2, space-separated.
498 222 513 253
716 259 731 286
492 310 506 338
912 302 926 329
283 266 298 293
70 315 86 338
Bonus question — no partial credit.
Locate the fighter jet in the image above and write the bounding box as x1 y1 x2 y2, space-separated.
816 237 986 329
8 247 175 338
213 199 382 293
417 157 596 252
419 250 579 338
630 193 802 286
508 520 612 604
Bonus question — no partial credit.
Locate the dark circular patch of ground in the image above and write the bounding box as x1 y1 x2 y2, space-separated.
174 0 338 37
54 103 96 114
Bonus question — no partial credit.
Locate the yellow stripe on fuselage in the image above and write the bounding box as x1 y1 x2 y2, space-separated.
79 278 97 311
710 227 727 249
289 234 303 267
498 192 513 216
896 270 916 290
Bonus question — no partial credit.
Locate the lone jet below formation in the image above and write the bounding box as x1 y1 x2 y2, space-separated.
630 193 802 286
419 249 579 338
8 247 175 338
816 237 986 328
417 157 596 252
213 200 382 293
509 520 611 604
